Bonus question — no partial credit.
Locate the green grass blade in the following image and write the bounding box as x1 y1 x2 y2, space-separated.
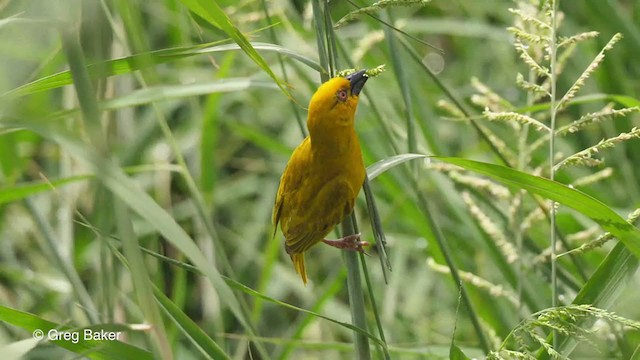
536 242 639 359
366 153 428 180
0 174 91 204
0 13 27 29
115 198 170 358
276 271 347 359
100 79 278 110
176 0 291 98
224 276 384 347
153 286 231 360
187 42 324 73
24 199 99 324
434 156 640 259
0 164 181 205
227 120 293 156
2 42 319 98
311 0 329 81
568 242 639 350
450 344 471 360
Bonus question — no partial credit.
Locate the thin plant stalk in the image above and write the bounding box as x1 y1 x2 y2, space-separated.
359 250 391 360
394 34 492 354
413 183 492 354
341 218 372 360
381 10 415 155
24 198 99 324
311 0 329 82
258 0 306 137
549 0 560 349
397 37 510 166
515 65 533 317
310 0 374 358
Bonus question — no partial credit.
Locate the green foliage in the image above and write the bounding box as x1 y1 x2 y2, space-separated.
0 0 639 359
334 0 432 28
489 305 640 359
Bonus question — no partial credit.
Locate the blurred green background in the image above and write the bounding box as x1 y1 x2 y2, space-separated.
0 0 639 359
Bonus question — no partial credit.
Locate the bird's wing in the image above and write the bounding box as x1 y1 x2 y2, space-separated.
272 137 311 236
283 177 356 254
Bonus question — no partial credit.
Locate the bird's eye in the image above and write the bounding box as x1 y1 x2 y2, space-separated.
336 88 348 102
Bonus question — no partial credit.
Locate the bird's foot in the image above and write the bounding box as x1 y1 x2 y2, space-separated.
323 233 370 255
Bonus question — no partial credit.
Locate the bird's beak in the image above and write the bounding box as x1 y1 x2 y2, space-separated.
346 70 368 96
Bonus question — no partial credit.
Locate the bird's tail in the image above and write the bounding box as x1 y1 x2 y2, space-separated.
289 253 308 285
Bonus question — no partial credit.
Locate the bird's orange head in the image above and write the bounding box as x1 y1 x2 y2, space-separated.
307 70 368 135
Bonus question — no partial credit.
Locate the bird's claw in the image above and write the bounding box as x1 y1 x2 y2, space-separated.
323 233 370 255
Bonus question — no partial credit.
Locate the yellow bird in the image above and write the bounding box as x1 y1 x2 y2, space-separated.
273 70 370 284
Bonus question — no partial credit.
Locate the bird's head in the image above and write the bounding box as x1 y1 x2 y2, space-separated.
307 70 368 134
